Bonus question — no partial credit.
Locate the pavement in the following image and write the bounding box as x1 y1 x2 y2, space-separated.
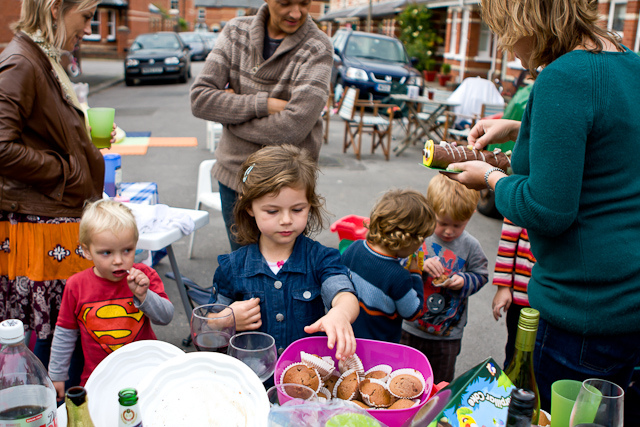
78 59 507 376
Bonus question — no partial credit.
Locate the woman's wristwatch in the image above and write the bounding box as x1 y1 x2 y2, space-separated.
484 167 505 192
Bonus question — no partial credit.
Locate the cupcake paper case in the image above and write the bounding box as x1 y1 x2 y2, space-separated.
387 368 426 400
359 378 395 408
280 362 323 393
333 368 361 401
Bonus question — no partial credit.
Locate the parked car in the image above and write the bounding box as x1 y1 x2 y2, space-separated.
331 29 423 100
124 32 191 86
199 32 219 52
179 32 209 61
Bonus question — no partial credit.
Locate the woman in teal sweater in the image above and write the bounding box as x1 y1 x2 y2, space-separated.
446 0 640 417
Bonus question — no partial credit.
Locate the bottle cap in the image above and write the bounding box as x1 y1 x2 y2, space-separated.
66 386 89 407
509 388 535 415
518 307 540 331
118 388 139 406
0 319 25 344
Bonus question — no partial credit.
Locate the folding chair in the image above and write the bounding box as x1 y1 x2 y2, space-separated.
338 86 395 160
187 159 222 259
206 121 222 153
165 272 211 346
481 103 506 119
442 111 478 142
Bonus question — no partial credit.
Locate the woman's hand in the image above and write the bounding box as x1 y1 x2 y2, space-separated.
443 160 504 191
492 286 513 320
229 298 262 331
267 98 288 115
467 119 521 150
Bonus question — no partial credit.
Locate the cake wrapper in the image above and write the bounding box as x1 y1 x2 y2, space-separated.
317 386 332 401
279 362 323 393
338 354 365 380
358 378 395 408
332 368 361 401
388 398 420 410
387 368 426 400
323 372 340 395
364 364 392 382
301 351 336 380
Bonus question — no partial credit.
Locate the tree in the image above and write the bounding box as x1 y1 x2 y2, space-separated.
397 4 441 72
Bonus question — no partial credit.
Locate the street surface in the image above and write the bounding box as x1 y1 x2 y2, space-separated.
83 60 506 377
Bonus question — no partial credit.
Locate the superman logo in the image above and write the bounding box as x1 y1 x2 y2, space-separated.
78 298 146 354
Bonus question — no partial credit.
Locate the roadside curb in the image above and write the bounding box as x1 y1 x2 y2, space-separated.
88 77 124 96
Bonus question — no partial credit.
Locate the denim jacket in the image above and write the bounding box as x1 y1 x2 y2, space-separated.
209 235 355 353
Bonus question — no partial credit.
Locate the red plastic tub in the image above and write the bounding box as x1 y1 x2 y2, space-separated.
275 337 434 427
330 215 369 242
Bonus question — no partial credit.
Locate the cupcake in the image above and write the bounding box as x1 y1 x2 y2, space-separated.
359 378 395 408
348 400 371 409
317 386 332 401
388 369 425 399
280 362 321 392
323 373 340 395
388 399 418 410
334 369 360 401
364 364 392 382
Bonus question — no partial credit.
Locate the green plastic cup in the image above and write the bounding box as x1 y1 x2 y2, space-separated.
551 379 582 427
87 107 115 149
325 413 381 427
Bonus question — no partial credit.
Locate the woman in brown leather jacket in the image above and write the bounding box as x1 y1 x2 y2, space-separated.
0 0 105 387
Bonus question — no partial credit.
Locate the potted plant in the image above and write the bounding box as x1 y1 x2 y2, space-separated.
423 59 437 82
438 63 452 86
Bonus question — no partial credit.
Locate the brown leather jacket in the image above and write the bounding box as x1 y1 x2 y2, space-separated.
0 32 104 218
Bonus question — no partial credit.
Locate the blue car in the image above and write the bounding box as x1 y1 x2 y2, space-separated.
331 29 423 100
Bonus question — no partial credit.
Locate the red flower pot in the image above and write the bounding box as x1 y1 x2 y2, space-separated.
423 70 437 82
438 74 452 86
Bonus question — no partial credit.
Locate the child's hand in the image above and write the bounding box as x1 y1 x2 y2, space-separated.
127 267 150 302
408 254 419 271
442 274 464 291
230 298 262 331
423 256 445 278
53 381 65 401
492 286 512 320
304 309 356 360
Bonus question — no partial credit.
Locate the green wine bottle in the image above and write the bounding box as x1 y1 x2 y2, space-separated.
66 386 96 427
504 307 540 425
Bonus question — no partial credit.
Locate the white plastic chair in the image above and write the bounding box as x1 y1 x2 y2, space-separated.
187 159 222 259
206 121 223 153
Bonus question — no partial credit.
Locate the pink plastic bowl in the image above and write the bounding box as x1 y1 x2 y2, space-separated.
275 337 434 427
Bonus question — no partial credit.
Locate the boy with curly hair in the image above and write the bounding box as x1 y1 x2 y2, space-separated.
341 189 436 343
401 174 488 383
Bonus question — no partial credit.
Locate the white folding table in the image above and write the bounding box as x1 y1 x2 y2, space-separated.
128 204 210 323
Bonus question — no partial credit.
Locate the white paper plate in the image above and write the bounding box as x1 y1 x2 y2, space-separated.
137 352 269 427
56 340 185 427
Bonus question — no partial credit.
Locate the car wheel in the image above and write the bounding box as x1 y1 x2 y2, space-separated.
477 189 503 219
178 70 187 84
125 78 135 87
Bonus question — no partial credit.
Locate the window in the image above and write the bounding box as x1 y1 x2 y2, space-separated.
237 9 245 17
477 21 493 58
609 0 627 35
449 10 458 55
459 9 469 56
107 10 116 41
83 10 100 41
198 9 205 20
170 0 179 11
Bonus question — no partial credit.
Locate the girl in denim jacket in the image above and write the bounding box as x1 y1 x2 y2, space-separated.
209 145 359 360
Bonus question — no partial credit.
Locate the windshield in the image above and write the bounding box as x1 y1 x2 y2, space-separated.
344 35 408 63
180 33 202 43
132 34 181 50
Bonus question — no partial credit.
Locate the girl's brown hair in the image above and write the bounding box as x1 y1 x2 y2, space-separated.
366 189 435 251
233 145 327 245
481 0 623 77
12 0 99 50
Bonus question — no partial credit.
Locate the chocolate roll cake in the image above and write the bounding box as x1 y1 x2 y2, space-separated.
422 140 511 172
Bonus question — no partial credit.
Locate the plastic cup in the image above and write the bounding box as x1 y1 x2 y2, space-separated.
87 107 115 149
266 383 317 407
551 379 582 427
325 413 382 427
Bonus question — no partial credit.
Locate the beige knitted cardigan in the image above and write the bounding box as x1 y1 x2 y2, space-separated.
190 4 332 192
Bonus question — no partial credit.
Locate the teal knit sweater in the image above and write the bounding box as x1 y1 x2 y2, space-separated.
495 47 640 336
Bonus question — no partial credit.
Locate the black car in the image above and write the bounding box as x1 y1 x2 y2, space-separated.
331 29 423 100
179 32 209 61
124 32 191 86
